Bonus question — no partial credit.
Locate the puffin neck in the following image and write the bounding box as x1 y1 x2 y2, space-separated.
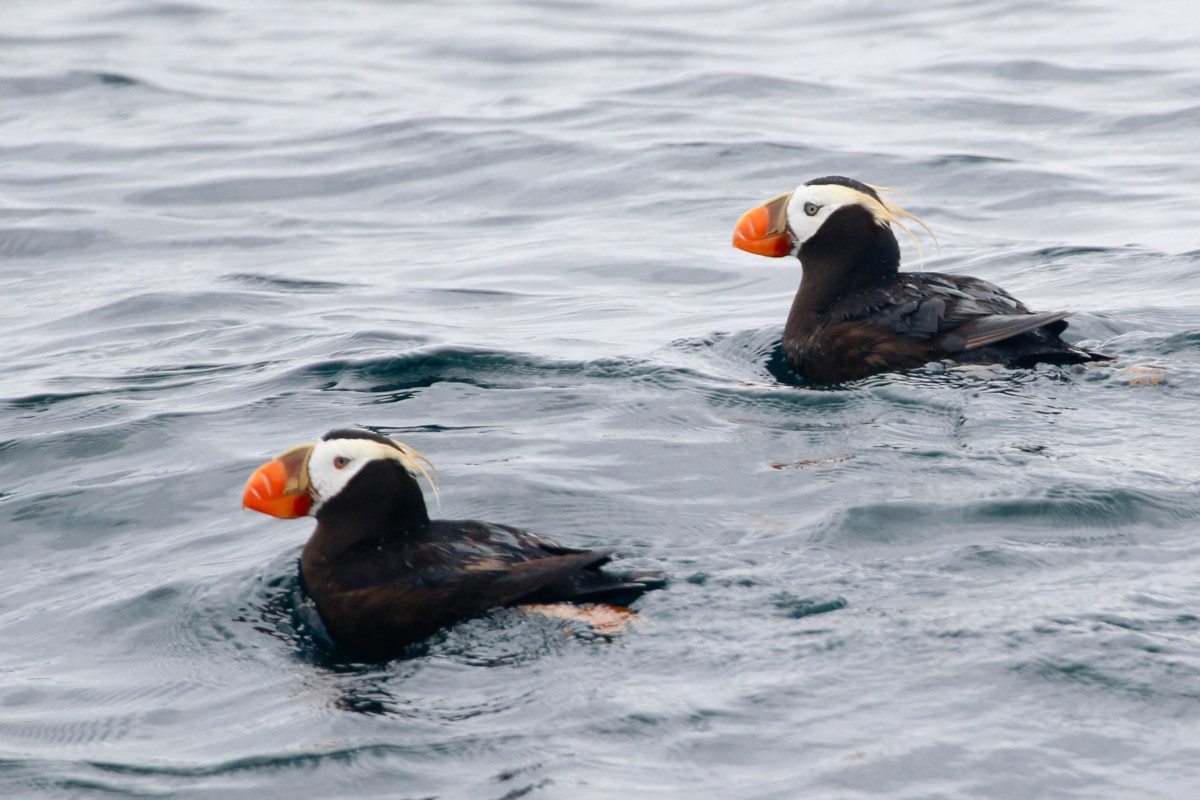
787 205 901 329
310 460 430 556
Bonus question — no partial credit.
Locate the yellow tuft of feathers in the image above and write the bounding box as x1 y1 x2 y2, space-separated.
390 439 440 505
863 184 940 262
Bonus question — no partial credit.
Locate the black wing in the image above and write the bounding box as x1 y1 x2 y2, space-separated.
315 523 663 655
827 272 1075 357
331 519 661 607
416 520 664 606
312 551 611 657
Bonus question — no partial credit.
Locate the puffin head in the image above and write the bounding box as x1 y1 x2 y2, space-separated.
242 428 436 520
731 176 932 260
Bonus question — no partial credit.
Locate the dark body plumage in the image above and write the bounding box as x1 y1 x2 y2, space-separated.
299 446 661 660
781 183 1108 383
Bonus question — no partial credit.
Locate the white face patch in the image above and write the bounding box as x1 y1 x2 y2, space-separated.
305 437 436 516
783 182 935 258
784 183 889 250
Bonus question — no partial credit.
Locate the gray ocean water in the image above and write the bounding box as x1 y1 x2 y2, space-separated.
3 1 1200 797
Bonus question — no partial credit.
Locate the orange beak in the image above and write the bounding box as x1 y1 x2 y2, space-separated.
242 443 315 519
732 192 794 258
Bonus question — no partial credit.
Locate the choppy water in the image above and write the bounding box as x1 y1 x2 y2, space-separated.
3 1 1200 797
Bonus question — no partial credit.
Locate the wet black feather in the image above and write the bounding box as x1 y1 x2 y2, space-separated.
297 435 664 659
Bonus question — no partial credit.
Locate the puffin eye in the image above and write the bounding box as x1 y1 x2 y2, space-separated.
333 456 350 469
803 202 821 217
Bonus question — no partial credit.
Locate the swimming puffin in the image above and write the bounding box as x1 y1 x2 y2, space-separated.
242 429 663 660
732 176 1109 383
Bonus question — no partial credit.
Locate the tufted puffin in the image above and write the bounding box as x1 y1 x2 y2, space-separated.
732 176 1109 383
242 429 664 660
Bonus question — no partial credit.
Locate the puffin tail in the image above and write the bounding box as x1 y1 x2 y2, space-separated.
564 570 669 606
1010 346 1113 368
529 565 668 607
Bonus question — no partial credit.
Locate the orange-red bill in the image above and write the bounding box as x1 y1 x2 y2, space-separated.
732 192 793 258
242 445 314 518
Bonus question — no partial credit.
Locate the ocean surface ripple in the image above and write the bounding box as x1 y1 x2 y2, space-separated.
2 1 1200 797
